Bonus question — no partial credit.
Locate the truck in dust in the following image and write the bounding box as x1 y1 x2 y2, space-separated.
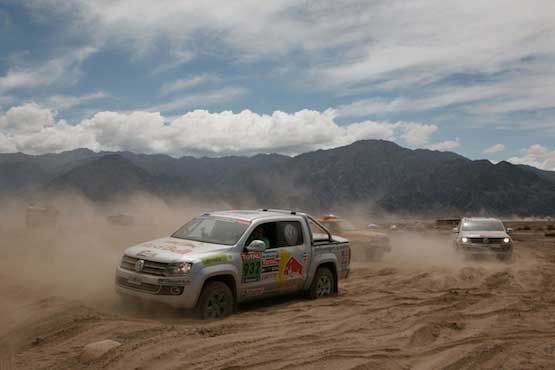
115 209 351 319
318 214 391 261
453 217 513 261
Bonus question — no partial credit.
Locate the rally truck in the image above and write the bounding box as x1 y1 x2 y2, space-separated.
319 214 391 261
115 209 351 319
453 217 513 262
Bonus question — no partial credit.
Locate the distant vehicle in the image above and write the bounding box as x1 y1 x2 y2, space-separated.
115 209 351 319
435 218 461 228
25 204 59 228
453 217 513 261
318 214 391 261
107 214 135 227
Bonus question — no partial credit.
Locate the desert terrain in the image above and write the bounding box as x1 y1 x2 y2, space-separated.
1 199 555 370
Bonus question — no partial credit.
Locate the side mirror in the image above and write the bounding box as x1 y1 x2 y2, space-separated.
506 228 513 235
246 240 267 252
452 227 459 233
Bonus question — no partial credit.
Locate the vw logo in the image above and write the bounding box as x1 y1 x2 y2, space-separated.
135 259 145 272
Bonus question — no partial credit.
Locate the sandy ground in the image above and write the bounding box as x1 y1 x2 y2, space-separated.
1 207 555 370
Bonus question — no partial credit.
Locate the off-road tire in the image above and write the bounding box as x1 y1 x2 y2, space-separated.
308 267 336 299
196 281 234 320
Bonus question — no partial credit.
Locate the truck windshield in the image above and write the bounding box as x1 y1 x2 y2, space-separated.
461 220 505 232
172 216 249 245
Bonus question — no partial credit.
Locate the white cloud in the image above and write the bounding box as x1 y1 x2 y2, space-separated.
0 47 96 93
43 91 109 111
427 139 461 151
0 103 440 156
398 122 437 146
508 144 555 170
484 144 506 154
151 87 248 112
20 1 555 127
160 75 218 96
0 103 55 134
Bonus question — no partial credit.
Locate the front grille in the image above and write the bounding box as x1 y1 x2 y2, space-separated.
469 237 505 244
116 277 184 296
120 255 168 276
117 277 160 293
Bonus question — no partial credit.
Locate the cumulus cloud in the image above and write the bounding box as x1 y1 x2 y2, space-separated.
508 144 555 171
483 143 506 154
0 103 440 156
0 103 55 134
427 139 461 151
399 123 437 146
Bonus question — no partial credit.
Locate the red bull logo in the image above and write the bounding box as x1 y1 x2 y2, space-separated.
284 257 304 277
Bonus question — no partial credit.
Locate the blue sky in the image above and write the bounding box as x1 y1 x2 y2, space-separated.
1 0 555 169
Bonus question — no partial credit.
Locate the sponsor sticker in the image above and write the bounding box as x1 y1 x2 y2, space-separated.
261 272 278 281
137 250 158 258
241 252 262 283
244 287 264 296
165 240 195 247
283 257 304 278
147 244 192 255
202 254 229 266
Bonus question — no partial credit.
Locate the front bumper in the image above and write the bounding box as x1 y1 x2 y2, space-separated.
458 243 512 258
115 266 199 308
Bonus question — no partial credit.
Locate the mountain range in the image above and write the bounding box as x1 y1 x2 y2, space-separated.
1 140 554 217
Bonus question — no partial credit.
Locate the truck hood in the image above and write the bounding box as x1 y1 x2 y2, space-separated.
459 231 509 238
124 237 233 263
331 235 349 243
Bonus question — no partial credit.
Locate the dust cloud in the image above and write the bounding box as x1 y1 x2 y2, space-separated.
0 193 230 312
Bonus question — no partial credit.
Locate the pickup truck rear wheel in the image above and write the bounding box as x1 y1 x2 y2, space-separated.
308 267 335 299
196 281 234 320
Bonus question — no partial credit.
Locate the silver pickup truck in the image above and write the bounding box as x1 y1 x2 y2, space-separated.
453 217 513 261
115 209 351 319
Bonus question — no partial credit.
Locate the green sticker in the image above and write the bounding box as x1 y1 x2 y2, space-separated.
243 259 261 283
202 254 228 266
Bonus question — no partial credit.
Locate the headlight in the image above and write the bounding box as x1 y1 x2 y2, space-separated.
165 262 192 276
461 237 469 243
503 237 510 243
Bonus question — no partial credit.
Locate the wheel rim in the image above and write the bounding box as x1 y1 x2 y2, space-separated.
316 275 332 297
206 290 229 319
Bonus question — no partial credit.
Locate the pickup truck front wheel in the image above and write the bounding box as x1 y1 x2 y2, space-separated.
196 281 234 320
308 267 336 299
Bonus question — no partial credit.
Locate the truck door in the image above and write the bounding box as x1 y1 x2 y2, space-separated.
240 220 309 298
274 220 309 293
